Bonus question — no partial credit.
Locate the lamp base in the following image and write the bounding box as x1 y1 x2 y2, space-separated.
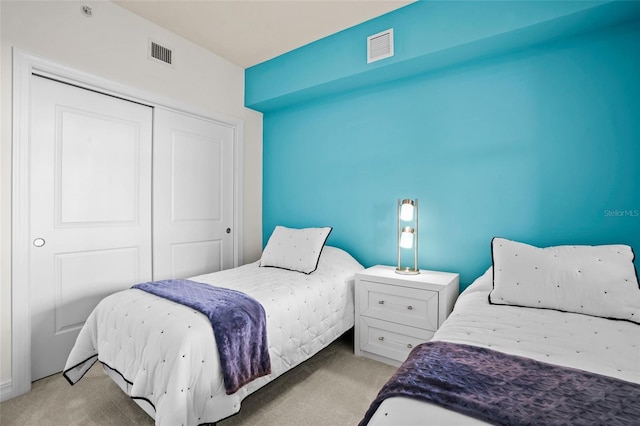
395 267 420 275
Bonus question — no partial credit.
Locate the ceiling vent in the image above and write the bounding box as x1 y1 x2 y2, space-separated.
149 39 174 67
367 28 394 63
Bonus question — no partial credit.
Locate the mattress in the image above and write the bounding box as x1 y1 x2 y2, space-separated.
64 246 363 425
367 267 640 425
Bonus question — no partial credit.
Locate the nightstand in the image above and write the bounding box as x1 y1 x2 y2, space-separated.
354 265 459 366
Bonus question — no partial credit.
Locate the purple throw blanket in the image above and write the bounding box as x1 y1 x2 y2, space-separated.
359 341 640 426
132 279 271 395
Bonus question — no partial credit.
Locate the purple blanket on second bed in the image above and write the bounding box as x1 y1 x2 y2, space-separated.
359 341 640 426
132 279 271 395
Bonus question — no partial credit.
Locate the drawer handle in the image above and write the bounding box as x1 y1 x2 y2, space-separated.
377 336 414 350
377 300 415 310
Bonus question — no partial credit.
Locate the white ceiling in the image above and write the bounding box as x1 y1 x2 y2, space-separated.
112 0 414 68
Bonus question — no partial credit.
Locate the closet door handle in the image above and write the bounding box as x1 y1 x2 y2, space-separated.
33 238 46 247
226 228 231 234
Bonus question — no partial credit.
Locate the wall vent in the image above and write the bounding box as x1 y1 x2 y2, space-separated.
148 39 174 67
367 28 394 63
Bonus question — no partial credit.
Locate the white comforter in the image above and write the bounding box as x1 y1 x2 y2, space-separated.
367 267 640 425
64 246 363 425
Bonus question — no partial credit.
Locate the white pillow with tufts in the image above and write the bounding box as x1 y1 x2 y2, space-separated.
260 226 332 274
489 237 640 324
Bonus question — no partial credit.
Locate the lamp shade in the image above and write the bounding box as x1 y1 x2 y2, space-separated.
399 199 414 221
400 226 414 248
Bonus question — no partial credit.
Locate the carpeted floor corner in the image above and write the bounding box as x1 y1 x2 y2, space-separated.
0 331 396 425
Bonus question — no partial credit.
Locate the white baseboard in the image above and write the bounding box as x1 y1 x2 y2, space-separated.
0 379 12 402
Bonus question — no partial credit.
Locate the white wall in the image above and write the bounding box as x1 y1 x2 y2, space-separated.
0 0 263 387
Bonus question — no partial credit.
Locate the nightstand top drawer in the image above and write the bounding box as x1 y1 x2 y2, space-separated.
359 280 439 330
357 265 459 292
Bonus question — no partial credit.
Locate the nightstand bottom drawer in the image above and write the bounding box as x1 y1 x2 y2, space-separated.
359 316 434 363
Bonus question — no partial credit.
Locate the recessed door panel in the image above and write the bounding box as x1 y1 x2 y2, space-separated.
57 108 140 225
54 247 140 334
172 131 222 222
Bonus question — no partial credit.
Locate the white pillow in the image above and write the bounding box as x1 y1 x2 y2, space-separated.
260 226 332 274
489 237 640 324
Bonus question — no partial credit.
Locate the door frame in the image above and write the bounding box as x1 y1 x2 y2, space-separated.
11 48 244 398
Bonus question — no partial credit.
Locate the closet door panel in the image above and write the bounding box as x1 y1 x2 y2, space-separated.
29 75 153 380
153 108 235 280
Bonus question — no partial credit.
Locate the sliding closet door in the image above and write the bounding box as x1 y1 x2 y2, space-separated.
153 108 235 280
29 75 153 380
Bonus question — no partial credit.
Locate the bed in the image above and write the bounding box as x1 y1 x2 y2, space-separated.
64 226 364 425
361 238 640 425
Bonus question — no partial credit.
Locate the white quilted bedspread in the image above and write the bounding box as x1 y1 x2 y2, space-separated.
368 267 640 425
64 246 363 426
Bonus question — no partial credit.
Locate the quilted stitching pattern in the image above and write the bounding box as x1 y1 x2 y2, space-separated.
64 246 363 425
361 341 640 426
365 267 640 425
131 279 270 395
436 268 640 384
490 238 640 323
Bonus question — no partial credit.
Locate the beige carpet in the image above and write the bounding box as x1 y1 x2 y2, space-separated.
0 331 397 425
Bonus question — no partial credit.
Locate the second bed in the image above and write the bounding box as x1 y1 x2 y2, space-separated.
363 239 640 425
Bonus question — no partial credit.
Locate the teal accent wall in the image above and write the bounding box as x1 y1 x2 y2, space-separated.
246 1 640 111
248 2 640 290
